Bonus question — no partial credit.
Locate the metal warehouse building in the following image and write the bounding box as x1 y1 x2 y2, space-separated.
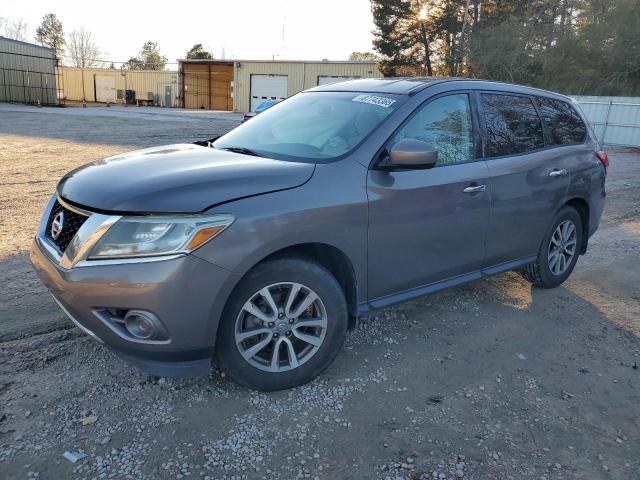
0 36 58 105
178 59 382 112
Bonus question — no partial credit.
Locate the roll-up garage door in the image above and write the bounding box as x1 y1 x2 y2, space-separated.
250 75 288 111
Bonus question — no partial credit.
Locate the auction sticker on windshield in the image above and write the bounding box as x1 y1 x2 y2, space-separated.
352 94 396 108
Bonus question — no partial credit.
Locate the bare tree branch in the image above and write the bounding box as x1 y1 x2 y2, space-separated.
2 18 28 42
66 28 105 68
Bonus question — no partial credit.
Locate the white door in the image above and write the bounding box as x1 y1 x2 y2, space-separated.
95 76 117 103
250 75 288 111
318 76 361 86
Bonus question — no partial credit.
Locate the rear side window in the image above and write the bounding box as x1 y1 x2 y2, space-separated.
537 97 587 144
481 94 545 157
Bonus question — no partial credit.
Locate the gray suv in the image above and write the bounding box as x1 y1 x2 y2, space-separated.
31 78 607 391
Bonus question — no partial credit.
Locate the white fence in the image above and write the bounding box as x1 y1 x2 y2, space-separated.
571 96 640 147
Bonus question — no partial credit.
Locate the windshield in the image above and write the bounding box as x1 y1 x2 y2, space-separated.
214 91 404 162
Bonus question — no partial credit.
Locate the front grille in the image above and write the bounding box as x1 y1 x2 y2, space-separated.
45 200 89 253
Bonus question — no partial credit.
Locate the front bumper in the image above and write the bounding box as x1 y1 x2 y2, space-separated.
30 236 240 377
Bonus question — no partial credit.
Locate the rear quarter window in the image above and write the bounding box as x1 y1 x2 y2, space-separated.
480 93 545 157
536 97 587 145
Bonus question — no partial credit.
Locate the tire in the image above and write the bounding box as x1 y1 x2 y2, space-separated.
214 256 348 391
520 206 583 289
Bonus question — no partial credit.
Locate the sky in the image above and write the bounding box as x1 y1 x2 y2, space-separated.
2 0 377 66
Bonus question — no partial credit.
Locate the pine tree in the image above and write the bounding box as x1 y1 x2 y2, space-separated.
186 44 213 59
35 13 64 58
126 41 168 70
371 0 433 76
372 0 411 76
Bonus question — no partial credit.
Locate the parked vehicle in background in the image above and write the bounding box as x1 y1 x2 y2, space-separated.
31 78 607 391
242 99 282 122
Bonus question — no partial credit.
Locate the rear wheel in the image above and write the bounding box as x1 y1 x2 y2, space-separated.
520 206 583 288
215 257 348 391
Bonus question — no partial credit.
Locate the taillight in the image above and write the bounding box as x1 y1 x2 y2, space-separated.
596 150 609 169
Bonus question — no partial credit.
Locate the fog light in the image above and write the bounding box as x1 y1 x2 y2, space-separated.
94 308 169 343
124 310 156 339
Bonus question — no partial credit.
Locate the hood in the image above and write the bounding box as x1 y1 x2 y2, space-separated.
57 144 315 213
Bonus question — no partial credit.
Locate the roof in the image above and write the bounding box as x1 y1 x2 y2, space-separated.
309 77 456 95
177 58 378 65
60 66 179 74
0 35 54 52
309 76 573 100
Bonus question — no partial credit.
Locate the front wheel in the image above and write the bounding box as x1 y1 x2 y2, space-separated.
520 206 583 288
215 257 348 391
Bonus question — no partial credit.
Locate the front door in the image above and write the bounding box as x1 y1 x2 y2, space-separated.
367 93 490 301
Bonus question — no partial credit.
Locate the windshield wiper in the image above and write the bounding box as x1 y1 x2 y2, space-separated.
219 146 264 157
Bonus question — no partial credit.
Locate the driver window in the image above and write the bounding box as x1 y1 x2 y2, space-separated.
389 94 474 166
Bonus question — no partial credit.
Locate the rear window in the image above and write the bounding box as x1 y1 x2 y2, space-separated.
537 97 587 145
481 93 545 157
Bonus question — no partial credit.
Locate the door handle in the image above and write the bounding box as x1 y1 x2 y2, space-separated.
549 169 567 177
463 184 486 193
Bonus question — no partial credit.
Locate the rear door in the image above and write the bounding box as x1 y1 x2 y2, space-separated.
367 92 491 301
479 92 571 267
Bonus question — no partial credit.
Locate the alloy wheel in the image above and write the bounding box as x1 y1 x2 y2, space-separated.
547 220 577 276
234 282 328 372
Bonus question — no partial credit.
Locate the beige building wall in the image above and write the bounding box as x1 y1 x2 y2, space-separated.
233 61 381 112
60 67 178 105
301 62 381 89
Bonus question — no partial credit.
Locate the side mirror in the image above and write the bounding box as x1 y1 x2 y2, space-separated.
385 139 438 170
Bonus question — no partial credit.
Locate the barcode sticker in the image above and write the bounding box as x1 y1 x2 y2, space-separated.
352 94 396 108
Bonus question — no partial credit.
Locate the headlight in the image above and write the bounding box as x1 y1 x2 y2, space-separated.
87 214 234 259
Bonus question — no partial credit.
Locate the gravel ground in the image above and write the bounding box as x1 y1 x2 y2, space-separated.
1 104 639 480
